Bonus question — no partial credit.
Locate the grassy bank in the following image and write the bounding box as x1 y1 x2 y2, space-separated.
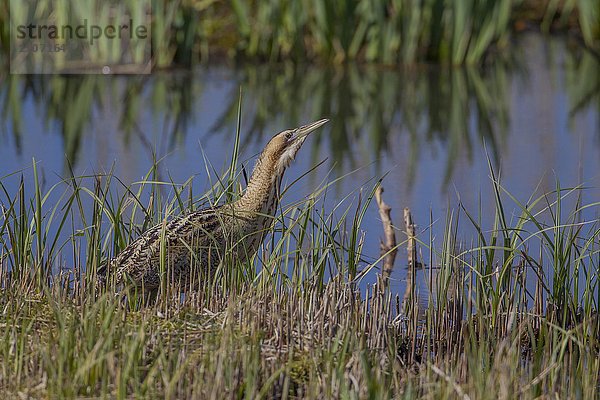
0 0 598 68
0 145 598 397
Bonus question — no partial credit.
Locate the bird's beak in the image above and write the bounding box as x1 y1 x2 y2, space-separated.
290 118 329 142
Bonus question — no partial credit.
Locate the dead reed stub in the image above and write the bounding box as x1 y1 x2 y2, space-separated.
374 186 398 281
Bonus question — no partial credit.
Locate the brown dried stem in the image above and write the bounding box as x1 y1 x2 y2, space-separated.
375 186 397 281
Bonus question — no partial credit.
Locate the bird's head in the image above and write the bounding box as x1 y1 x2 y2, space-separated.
262 118 329 177
241 118 329 208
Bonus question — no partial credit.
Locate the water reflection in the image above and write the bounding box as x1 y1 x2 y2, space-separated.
0 72 198 164
3 37 597 186
209 60 518 186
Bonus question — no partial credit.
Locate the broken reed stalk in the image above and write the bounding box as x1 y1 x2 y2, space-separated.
373 186 421 332
374 186 397 281
402 209 419 366
402 207 419 317
404 208 417 271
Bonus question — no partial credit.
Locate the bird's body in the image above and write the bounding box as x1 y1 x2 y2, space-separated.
100 119 328 290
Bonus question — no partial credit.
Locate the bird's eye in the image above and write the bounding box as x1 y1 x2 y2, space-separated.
285 131 294 140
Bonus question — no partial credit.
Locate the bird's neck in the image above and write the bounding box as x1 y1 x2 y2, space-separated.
236 156 282 214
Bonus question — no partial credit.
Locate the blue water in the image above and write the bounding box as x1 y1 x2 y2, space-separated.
1 34 599 300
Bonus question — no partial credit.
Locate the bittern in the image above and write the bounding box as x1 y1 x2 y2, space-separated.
99 119 328 290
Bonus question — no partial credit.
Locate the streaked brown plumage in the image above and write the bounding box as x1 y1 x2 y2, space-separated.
99 119 328 290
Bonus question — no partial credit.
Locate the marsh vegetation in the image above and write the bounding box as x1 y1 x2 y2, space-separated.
1 0 598 67
0 1 599 398
0 141 598 398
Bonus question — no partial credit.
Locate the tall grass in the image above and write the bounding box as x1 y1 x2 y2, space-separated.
228 0 519 64
0 0 598 67
0 121 598 397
